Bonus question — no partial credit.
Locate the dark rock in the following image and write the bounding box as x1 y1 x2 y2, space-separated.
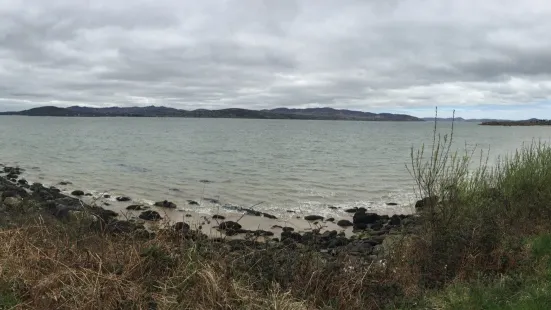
104 203 111 206
282 227 295 232
126 205 145 211
187 200 199 205
169 188 181 192
30 183 43 191
174 222 190 232
389 214 401 226
212 215 225 220
353 223 368 231
85 193 93 196
346 241 374 255
286 210 296 213
17 179 28 185
204 198 219 204
108 220 142 234
185 214 192 217
6 173 18 180
254 230 274 237
49 186 61 193
58 181 72 185
304 215 324 221
337 219 353 227
103 194 111 198
218 221 242 230
71 190 85 196
116 196 131 202
281 231 302 242
321 230 338 239
386 202 398 206
345 207 358 213
370 222 383 231
139 210 162 221
325 217 335 222
262 212 277 219
271 225 283 229
328 237 349 248
415 196 438 210
199 179 212 183
353 212 380 225
1 189 28 200
328 206 338 210
301 231 315 243
155 200 177 208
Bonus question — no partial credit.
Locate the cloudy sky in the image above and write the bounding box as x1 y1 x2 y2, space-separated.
1 0 550 119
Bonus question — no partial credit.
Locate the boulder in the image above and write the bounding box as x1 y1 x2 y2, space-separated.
218 221 242 230
262 212 277 219
116 196 131 202
281 231 302 242
304 215 324 221
107 220 142 234
174 222 190 232
139 210 162 221
282 227 294 232
389 214 401 226
187 200 199 205
3 197 22 209
155 200 177 208
212 215 225 220
71 190 85 196
415 196 438 210
353 212 380 225
126 205 145 211
337 219 353 227
17 179 28 185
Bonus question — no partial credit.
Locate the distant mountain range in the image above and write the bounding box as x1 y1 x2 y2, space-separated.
0 106 423 121
421 117 502 123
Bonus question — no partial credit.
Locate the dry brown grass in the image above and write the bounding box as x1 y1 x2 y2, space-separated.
0 213 407 310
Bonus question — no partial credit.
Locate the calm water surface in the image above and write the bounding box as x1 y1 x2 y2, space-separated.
1 116 550 218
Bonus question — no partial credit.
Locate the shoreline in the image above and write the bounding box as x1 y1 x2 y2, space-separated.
1 162 421 255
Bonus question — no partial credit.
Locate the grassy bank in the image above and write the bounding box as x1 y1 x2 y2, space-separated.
2 121 551 309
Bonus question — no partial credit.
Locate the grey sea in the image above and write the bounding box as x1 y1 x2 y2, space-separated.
1 116 550 219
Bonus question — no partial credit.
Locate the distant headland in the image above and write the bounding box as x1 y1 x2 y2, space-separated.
480 118 551 126
0 106 423 121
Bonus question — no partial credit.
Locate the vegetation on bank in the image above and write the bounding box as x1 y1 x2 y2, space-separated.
2 117 551 309
480 118 551 126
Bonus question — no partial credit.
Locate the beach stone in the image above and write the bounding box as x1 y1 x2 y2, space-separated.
204 198 219 204
116 196 131 202
337 219 353 227
3 197 22 209
281 231 302 242
353 212 380 225
325 217 335 222
282 227 294 232
212 215 225 220
126 205 145 210
85 193 93 196
49 186 61 193
386 202 398 206
17 179 28 185
71 190 85 196
415 196 437 210
218 221 242 230
187 200 199 205
353 223 368 231
389 214 401 226
139 210 162 221
174 222 190 232
262 212 277 219
103 194 111 198
328 206 338 210
58 181 72 186
304 215 324 221
345 208 358 213
155 200 177 208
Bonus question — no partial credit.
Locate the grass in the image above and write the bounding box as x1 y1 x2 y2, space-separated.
2 112 551 309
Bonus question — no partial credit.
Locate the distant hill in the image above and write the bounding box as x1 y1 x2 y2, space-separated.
0 106 424 121
421 117 504 123
480 118 551 126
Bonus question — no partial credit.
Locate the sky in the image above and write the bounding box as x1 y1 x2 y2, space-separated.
1 0 551 119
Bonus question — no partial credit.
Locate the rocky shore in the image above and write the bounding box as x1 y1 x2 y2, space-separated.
0 164 422 259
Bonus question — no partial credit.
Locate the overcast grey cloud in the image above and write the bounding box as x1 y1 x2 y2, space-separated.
1 0 551 118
